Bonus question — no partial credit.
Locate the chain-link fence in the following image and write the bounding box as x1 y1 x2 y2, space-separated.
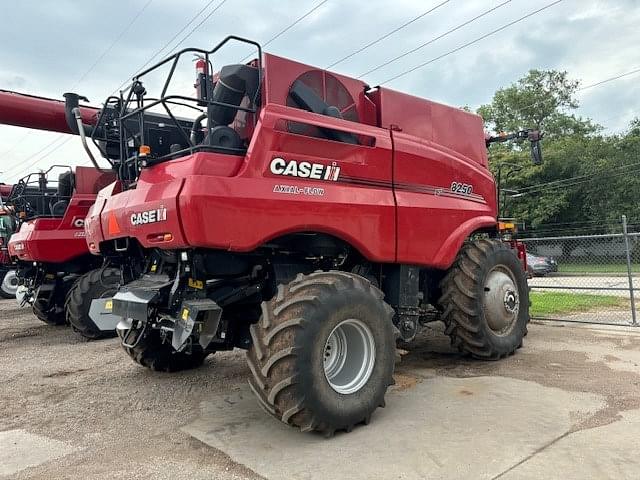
521 216 639 326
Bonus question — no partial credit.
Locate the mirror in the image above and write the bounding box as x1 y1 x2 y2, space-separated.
527 130 543 165
530 140 543 165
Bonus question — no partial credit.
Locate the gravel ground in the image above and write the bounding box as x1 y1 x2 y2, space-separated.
1 299 640 479
0 300 260 480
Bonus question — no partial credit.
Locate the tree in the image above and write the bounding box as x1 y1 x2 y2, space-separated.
478 69 590 136
479 70 637 235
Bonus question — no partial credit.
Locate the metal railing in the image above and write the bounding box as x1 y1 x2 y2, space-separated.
521 215 638 326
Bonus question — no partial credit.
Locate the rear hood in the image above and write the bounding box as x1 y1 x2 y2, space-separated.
86 152 243 254
8 218 88 263
100 177 187 249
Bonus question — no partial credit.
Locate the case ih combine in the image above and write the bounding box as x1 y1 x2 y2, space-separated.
0 91 120 337
1 36 541 436
0 185 18 299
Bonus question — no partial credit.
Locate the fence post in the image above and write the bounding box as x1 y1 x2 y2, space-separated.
622 215 638 326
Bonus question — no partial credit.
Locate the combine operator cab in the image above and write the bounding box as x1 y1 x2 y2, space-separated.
8 166 75 220
77 36 543 436
67 36 262 185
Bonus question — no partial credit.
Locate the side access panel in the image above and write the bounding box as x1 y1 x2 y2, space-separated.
179 103 397 262
392 131 497 269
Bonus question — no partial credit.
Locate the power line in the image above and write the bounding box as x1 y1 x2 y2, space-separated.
0 132 31 158
535 167 640 193
165 0 229 54
579 67 640 92
1 0 156 174
2 135 68 176
600 111 638 128
325 0 451 70
357 0 511 79
378 0 563 85
481 67 640 127
18 0 229 181
3 137 72 181
111 0 228 95
239 0 329 63
512 162 640 196
515 159 640 193
71 0 155 91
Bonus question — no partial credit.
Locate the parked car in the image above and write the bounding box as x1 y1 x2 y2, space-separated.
527 253 558 276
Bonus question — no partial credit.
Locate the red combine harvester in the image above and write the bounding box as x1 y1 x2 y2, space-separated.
3 36 542 435
0 92 122 337
0 184 18 298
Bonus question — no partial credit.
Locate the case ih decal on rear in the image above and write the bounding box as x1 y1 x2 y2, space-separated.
270 157 341 181
130 206 167 226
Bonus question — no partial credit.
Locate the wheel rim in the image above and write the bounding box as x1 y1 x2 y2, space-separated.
323 319 376 395
1 270 18 296
483 266 520 335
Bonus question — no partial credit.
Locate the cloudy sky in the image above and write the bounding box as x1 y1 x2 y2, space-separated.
0 0 638 183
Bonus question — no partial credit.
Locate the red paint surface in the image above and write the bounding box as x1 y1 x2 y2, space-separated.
86 53 498 269
8 167 114 263
0 90 97 134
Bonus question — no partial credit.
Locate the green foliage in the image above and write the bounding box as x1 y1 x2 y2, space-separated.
480 70 640 235
530 291 628 316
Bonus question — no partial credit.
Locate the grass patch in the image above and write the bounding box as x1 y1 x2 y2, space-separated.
557 263 639 273
530 291 628 316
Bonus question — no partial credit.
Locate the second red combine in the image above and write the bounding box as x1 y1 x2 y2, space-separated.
0 90 122 338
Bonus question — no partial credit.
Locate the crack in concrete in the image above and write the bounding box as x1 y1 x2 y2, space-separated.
491 430 571 480
491 403 629 480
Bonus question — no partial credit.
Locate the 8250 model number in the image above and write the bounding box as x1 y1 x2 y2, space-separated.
450 182 473 195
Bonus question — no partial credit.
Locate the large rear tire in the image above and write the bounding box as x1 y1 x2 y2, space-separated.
438 239 529 360
118 328 209 372
65 268 120 340
247 271 397 436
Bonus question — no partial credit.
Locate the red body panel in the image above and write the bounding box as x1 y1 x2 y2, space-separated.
8 196 92 262
85 53 498 269
8 167 114 263
0 184 12 199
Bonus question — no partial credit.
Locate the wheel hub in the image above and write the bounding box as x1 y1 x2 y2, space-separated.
2 270 19 297
484 267 520 335
323 319 376 395
503 289 518 313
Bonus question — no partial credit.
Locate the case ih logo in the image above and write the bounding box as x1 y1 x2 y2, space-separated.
130 206 167 226
270 157 340 181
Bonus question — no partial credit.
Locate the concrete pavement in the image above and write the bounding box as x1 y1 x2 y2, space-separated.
2 297 639 479
183 322 640 480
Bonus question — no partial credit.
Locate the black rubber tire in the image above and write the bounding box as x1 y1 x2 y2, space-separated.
118 328 209 373
0 270 17 299
32 296 66 325
65 268 120 340
247 271 397 436
438 239 529 360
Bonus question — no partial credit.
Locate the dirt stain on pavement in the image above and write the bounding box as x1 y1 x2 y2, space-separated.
392 373 420 391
